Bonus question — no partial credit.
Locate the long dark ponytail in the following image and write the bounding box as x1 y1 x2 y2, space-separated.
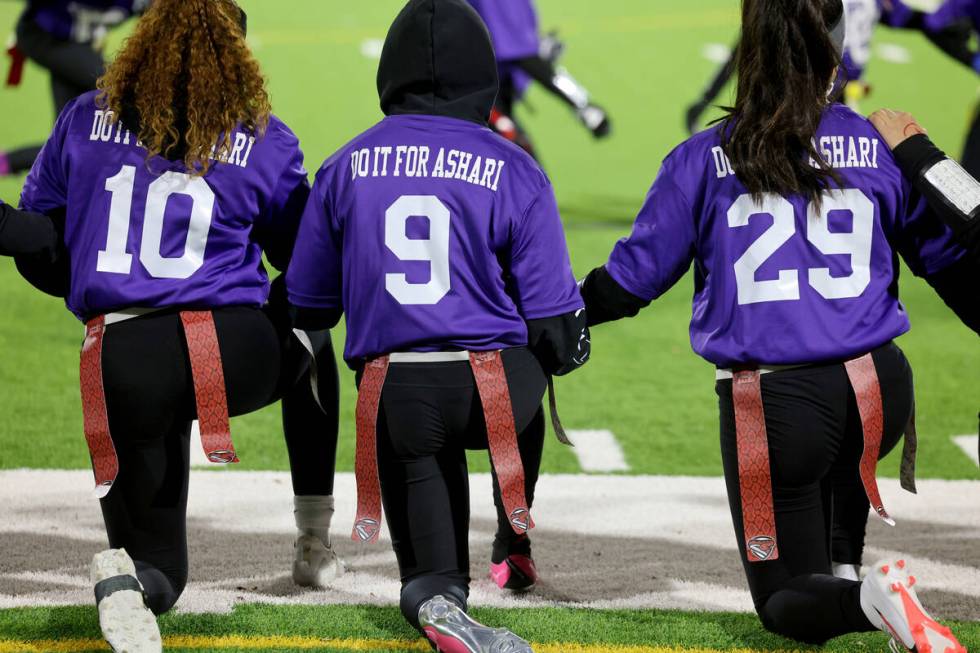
721 0 845 205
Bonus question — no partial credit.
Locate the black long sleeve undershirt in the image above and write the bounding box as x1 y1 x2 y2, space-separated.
0 203 60 257
579 266 650 327
893 134 980 260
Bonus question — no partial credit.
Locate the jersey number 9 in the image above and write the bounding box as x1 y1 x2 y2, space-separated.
384 195 452 305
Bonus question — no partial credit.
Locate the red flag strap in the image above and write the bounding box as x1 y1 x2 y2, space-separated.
470 350 533 535
6 45 25 88
844 353 894 526
352 356 389 543
80 311 235 499
80 316 117 499
180 311 237 464
351 350 534 544
732 369 779 563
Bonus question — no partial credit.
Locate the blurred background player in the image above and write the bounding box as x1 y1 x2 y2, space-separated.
286 1 589 650
582 0 972 651
1 0 150 177
6 1 344 649
466 0 611 161
684 0 974 133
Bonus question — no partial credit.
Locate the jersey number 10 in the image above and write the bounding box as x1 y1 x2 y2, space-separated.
97 165 215 280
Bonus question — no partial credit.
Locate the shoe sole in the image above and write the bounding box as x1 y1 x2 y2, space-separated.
867 559 966 653
92 550 161 653
421 596 533 653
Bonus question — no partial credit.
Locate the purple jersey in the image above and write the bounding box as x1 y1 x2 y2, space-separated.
286 114 581 365
20 91 309 321
466 0 539 62
842 0 916 81
605 104 965 368
925 0 980 33
22 0 148 43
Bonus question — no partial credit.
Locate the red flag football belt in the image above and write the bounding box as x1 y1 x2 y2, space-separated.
80 311 237 498
6 45 25 87
733 352 892 563
352 350 533 544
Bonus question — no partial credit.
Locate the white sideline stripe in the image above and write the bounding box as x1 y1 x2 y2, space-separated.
0 471 976 614
952 434 979 467
566 430 630 472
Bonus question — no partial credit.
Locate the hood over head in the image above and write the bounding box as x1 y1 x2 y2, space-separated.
377 0 498 125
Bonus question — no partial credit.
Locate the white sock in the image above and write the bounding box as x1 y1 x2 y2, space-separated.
832 562 861 582
294 495 334 546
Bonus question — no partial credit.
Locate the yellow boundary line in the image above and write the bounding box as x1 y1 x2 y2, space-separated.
0 636 781 653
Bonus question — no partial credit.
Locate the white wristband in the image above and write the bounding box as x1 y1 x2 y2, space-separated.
923 158 980 219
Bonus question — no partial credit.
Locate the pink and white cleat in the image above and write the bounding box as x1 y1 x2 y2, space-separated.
490 554 539 591
860 558 967 653
419 595 533 653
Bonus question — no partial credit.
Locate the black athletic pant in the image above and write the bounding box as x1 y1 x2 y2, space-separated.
716 342 914 644
961 103 980 180
98 303 339 615
4 18 104 173
370 348 547 631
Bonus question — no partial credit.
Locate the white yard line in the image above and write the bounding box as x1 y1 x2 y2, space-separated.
0 471 976 617
566 430 630 472
952 434 979 467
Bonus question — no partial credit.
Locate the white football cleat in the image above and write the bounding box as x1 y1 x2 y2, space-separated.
419 595 533 653
860 558 966 653
292 534 345 588
90 549 162 653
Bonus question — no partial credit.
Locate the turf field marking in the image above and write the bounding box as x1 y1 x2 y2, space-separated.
952 435 979 467
566 430 630 472
360 38 384 59
0 637 776 653
700 43 732 64
875 43 912 64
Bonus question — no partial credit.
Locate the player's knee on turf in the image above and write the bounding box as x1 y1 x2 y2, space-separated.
757 598 832 645
136 561 188 615
400 575 468 631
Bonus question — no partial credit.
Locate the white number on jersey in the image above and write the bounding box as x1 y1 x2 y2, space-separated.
97 165 215 280
727 189 875 305
384 195 452 305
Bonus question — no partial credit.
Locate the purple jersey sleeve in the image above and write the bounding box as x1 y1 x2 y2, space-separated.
605 155 697 302
20 97 75 215
925 0 980 32
893 182 968 276
466 0 540 62
286 164 343 310
251 122 309 271
507 183 583 318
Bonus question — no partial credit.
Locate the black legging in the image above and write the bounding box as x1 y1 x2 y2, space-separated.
370 347 547 631
717 341 914 644
97 303 339 615
5 17 105 173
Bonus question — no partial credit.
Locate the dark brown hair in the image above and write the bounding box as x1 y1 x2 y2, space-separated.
721 0 845 205
97 0 270 175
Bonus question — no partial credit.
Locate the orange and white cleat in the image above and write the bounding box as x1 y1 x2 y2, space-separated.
860 558 966 653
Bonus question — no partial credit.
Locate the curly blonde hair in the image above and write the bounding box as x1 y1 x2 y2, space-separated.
97 0 271 175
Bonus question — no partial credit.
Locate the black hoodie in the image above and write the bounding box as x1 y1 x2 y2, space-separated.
377 0 498 126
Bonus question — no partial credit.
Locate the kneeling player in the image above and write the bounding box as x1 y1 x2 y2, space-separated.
6 1 344 650
286 1 588 650
582 1 971 650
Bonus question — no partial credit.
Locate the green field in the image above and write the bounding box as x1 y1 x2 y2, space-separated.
0 1 978 652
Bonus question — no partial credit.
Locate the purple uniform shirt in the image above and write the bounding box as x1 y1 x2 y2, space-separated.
842 0 917 81
20 91 309 321
22 0 148 43
466 0 539 99
606 104 965 368
286 114 582 365
925 0 980 33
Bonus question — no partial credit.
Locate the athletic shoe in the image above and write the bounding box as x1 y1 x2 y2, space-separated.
90 549 162 653
577 105 611 139
292 534 345 588
490 553 539 591
860 557 966 653
419 595 533 653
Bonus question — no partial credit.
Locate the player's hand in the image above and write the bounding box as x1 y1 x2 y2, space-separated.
868 109 927 150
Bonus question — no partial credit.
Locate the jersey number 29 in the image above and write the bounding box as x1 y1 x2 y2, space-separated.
97 165 215 280
728 189 874 305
